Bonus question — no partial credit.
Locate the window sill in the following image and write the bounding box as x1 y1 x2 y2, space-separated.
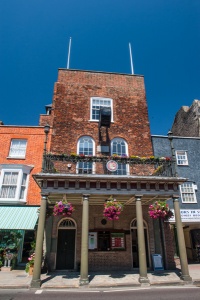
7 157 26 160
0 199 26 204
88 120 114 123
182 202 197 204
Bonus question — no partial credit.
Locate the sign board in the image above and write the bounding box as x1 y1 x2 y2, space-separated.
88 232 97 250
152 254 164 271
111 233 125 250
169 209 200 223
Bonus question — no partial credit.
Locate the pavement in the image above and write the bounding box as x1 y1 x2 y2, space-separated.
0 263 200 289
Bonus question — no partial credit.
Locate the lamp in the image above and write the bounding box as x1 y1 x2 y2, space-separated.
42 124 50 172
44 124 50 154
167 130 177 177
44 124 50 135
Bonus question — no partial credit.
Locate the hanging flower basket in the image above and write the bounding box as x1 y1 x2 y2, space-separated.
148 201 174 221
53 200 75 216
103 197 124 220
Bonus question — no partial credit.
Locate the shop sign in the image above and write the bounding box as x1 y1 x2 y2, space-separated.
169 209 200 223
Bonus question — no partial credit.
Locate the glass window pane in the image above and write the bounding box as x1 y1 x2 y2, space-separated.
9 139 27 157
91 98 112 120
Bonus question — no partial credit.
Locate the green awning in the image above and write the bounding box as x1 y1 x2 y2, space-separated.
0 206 39 230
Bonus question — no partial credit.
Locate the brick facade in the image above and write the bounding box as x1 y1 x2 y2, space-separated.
49 69 153 157
47 204 156 271
36 69 177 273
0 126 52 205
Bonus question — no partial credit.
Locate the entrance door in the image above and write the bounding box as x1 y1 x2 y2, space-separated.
56 229 75 269
131 219 150 268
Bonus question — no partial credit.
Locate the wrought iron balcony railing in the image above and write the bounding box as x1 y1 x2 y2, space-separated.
42 154 174 177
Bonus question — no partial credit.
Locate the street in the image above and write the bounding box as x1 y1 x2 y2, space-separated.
0 286 200 300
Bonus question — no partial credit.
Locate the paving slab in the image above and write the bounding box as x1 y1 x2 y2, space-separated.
0 264 199 289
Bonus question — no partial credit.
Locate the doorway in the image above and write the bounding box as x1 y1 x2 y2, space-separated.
56 219 76 270
131 219 150 268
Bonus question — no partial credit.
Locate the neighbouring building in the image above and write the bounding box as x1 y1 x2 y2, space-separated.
171 99 200 137
0 125 51 266
152 134 200 263
30 69 192 287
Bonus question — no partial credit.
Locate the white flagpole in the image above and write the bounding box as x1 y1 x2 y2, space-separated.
129 43 134 75
67 37 72 69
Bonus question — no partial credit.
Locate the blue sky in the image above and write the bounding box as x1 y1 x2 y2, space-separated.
0 0 199 135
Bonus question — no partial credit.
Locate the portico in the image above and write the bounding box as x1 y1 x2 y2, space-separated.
30 172 192 288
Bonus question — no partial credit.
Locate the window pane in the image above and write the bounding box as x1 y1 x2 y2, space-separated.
21 173 27 185
20 187 25 199
176 151 188 165
9 139 27 157
91 98 112 120
181 183 196 203
111 138 128 175
0 171 19 199
0 186 17 198
78 137 94 173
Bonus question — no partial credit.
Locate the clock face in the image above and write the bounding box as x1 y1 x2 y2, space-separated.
106 160 118 172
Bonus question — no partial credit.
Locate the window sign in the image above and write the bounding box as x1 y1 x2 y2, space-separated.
152 254 164 271
88 232 97 250
111 233 125 250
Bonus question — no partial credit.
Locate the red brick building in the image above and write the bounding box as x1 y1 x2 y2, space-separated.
31 69 191 287
0 125 51 264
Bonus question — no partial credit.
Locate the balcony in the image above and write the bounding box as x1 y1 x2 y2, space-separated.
42 154 174 177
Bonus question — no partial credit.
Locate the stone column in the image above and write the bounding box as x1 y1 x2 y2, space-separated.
173 195 192 282
80 194 90 285
30 194 47 288
135 195 149 284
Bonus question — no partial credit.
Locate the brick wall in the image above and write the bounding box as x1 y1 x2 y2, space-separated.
47 204 165 271
50 69 153 157
0 126 52 205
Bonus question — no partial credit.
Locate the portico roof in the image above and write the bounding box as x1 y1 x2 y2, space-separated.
33 173 186 205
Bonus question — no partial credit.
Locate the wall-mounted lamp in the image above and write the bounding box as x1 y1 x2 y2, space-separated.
167 130 177 177
44 123 50 154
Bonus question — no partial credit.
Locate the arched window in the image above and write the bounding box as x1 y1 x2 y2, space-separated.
77 136 95 174
111 138 128 175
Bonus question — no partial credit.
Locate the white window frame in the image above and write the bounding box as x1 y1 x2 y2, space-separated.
0 164 32 204
8 139 27 159
180 182 197 203
90 97 113 122
76 136 95 174
111 137 129 175
176 150 188 165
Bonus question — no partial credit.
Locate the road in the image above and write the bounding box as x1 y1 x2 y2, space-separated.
0 286 200 300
